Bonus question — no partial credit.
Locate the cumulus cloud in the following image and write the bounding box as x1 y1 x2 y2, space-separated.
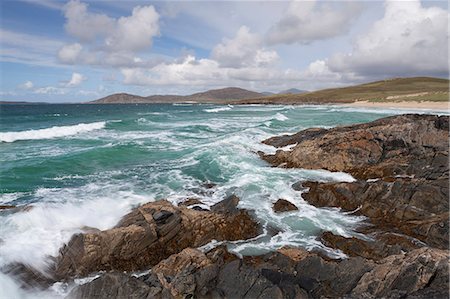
266 0 363 45
19 81 34 90
65 72 86 87
327 0 449 78
59 1 160 67
121 55 301 88
58 43 83 64
212 26 278 68
63 0 114 42
105 6 159 52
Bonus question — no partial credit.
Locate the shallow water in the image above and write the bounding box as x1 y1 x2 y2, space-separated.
0 103 447 297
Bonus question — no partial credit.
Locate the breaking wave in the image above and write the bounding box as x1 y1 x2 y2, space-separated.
0 121 106 143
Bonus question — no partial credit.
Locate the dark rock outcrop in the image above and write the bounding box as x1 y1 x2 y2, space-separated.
55 196 260 280
261 114 448 180
320 231 425 261
262 114 449 250
273 199 298 213
304 178 449 249
67 246 449 299
66 273 153 299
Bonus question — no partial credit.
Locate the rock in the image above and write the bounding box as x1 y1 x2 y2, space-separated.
67 245 449 299
210 194 240 214
261 114 449 180
55 197 261 280
202 182 217 189
0 205 16 210
66 272 152 299
320 231 424 261
291 181 305 191
1 263 56 290
303 178 449 249
273 199 298 213
179 198 204 207
352 247 449 298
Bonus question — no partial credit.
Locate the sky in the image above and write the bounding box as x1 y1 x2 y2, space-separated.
0 0 448 103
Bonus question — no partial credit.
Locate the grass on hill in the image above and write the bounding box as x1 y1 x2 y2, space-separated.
234 77 449 104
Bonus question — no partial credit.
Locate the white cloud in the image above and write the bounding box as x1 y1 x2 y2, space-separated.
34 86 66 95
121 55 302 88
105 5 159 52
63 0 114 42
19 81 34 90
60 1 160 68
327 0 449 78
58 43 82 64
66 72 86 87
212 26 278 68
266 0 363 45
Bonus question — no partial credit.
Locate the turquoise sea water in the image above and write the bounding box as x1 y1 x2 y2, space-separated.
0 103 447 297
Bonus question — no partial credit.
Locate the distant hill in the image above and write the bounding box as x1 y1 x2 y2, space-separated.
278 88 308 95
0 101 50 105
91 87 264 104
231 77 449 105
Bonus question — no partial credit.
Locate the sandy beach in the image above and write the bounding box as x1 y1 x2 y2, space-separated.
343 100 449 111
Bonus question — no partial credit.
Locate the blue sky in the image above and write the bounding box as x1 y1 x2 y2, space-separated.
0 0 448 102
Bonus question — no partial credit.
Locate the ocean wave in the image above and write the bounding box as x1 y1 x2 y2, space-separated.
0 121 106 143
203 106 232 113
274 112 288 121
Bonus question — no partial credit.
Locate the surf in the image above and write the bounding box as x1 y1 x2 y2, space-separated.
0 121 106 143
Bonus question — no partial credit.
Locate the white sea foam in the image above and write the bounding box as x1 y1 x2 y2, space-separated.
0 121 106 143
274 112 289 121
0 184 149 271
203 106 232 113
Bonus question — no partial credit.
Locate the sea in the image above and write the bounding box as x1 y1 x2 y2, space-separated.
0 103 447 298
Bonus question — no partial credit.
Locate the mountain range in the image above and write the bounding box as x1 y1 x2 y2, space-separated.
91 87 263 104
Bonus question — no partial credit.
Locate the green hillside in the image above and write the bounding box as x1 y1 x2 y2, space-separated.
234 77 449 104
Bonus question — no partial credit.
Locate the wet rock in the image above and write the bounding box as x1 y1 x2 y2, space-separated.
66 272 152 299
55 197 261 280
320 231 424 261
1 263 56 290
261 114 449 180
291 181 305 191
303 178 449 249
210 194 240 214
202 182 217 189
273 199 298 213
0 205 16 210
179 198 204 207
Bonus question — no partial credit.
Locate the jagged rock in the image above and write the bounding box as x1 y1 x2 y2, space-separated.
67 245 450 299
303 178 449 249
55 197 260 280
179 198 204 207
320 231 424 261
351 247 449 298
66 272 153 299
261 114 449 180
210 194 240 214
1 263 56 290
273 199 298 213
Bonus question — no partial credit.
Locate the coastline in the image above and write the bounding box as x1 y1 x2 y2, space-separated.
341 100 449 110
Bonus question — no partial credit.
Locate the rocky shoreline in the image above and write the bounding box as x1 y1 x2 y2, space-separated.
3 114 449 298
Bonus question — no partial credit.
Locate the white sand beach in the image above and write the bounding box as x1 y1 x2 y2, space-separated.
342 101 449 111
